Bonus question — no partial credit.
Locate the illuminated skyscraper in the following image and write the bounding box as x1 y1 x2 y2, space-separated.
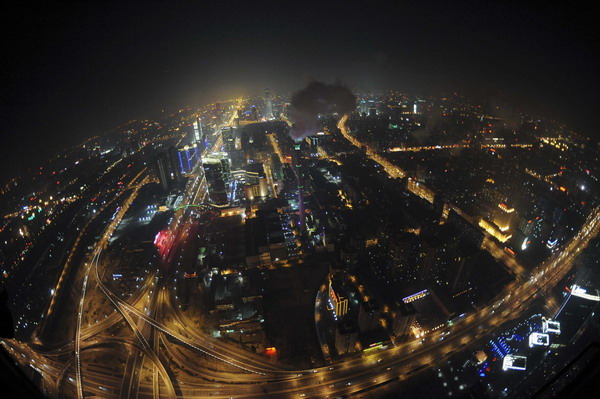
265 88 273 120
191 117 204 150
177 144 201 174
202 153 231 205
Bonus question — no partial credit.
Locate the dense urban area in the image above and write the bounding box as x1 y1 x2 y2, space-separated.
1 89 600 398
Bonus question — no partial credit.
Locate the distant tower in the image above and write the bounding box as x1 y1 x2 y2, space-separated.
265 88 274 120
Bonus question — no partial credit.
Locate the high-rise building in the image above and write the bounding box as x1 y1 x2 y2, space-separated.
258 176 268 198
392 301 416 337
177 144 201 174
202 156 230 205
294 141 306 230
388 232 418 279
335 321 357 356
447 210 485 248
417 234 445 280
155 147 183 191
191 117 204 147
494 202 514 232
223 127 235 152
214 103 222 124
328 276 349 318
518 215 543 239
358 99 368 116
202 152 231 205
450 243 480 294
235 163 269 202
265 88 273 120
357 300 380 333
270 154 283 181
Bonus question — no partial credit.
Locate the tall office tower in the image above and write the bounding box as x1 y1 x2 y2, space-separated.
450 243 479 294
156 156 169 191
214 103 222 124
190 117 206 153
155 147 183 191
202 154 231 205
222 127 235 152
294 141 305 230
265 88 274 120
250 106 259 121
191 118 200 143
417 234 445 280
392 301 417 337
270 154 283 181
358 99 368 116
357 300 381 333
388 232 418 279
258 176 269 197
335 321 357 356
239 163 269 202
177 144 201 174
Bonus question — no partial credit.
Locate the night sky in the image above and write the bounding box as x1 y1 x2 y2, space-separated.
1 1 598 181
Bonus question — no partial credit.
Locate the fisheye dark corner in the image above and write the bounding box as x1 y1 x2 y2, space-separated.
1 1 600 398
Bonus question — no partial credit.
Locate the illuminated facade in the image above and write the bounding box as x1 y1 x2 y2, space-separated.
328 277 349 318
177 144 201 174
479 219 512 243
403 289 428 304
502 354 527 371
528 332 550 347
294 141 306 230
493 202 514 232
570 284 600 301
191 117 204 146
202 155 230 205
264 88 273 119
542 318 561 334
406 178 435 204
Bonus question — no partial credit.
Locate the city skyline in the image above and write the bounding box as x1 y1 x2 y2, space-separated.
1 2 600 398
1 1 600 182
1 88 599 398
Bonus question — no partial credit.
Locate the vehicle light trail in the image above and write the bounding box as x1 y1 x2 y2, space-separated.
337 115 406 178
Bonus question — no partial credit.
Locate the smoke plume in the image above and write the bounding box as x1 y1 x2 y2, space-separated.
288 81 356 140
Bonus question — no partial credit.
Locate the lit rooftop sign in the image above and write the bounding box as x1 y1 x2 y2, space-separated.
529 332 550 347
402 289 428 304
498 203 515 213
502 354 527 371
542 319 561 335
571 285 600 302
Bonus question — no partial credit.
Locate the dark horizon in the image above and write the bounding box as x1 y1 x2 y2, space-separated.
2 1 599 181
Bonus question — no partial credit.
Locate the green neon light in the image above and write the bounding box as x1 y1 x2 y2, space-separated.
173 204 207 211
